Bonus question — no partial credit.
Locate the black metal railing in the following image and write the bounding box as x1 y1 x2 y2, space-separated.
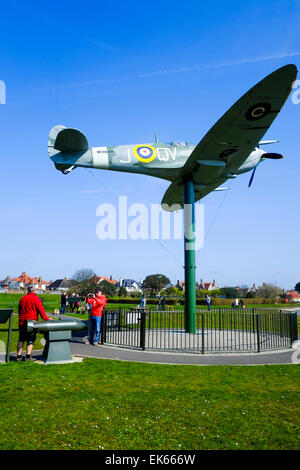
100 307 298 354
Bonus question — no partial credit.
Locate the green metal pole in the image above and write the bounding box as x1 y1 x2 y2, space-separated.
183 180 196 334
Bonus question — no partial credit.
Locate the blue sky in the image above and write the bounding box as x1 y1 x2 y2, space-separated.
0 0 299 289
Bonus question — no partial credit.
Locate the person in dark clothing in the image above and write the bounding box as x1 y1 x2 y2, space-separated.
69 294 76 313
60 292 67 314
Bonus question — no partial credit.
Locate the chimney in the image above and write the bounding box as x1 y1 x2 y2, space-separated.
110 275 112 281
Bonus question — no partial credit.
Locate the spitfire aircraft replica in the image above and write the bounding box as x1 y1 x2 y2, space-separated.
49 64 297 333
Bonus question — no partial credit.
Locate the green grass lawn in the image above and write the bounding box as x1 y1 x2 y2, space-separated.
1 293 298 314
0 293 61 313
0 359 299 450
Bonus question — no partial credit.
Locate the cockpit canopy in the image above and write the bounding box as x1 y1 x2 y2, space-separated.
168 141 191 146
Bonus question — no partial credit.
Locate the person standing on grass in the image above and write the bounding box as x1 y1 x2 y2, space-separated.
85 289 107 346
141 294 147 309
206 294 211 311
60 291 67 314
17 285 52 362
75 294 80 313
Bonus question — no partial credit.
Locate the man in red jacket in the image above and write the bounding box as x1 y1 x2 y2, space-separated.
17 285 51 361
85 289 107 346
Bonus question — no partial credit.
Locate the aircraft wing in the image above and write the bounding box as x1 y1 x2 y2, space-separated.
162 64 297 211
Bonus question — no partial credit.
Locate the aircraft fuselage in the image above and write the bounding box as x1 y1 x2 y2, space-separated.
51 142 265 181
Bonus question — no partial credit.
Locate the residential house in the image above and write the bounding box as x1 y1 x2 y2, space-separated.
176 279 218 292
117 278 142 293
0 272 49 291
0 276 13 290
199 279 218 291
246 283 257 293
91 275 119 286
13 272 49 291
285 290 300 303
47 278 78 292
176 280 185 292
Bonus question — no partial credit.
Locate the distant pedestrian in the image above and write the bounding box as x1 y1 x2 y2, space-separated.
235 298 239 308
161 296 166 311
239 299 245 309
70 293 76 313
206 295 211 311
141 294 147 309
65 294 69 312
85 290 107 346
232 300 235 309
60 292 67 314
75 294 80 313
17 285 52 362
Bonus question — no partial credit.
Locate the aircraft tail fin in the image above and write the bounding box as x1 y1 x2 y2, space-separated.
48 125 89 156
48 125 89 173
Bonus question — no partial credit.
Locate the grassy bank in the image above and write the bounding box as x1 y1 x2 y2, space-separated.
0 359 299 450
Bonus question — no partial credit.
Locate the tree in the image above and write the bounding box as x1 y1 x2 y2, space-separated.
142 274 171 295
98 280 117 298
161 286 183 298
219 287 240 299
295 282 300 293
245 290 256 299
72 281 99 298
118 285 127 297
72 269 96 283
256 283 283 299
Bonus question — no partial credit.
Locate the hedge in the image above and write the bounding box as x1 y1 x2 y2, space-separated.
107 297 284 306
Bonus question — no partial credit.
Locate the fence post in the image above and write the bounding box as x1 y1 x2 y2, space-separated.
290 312 298 345
88 313 91 341
140 310 146 350
252 309 255 333
256 314 260 353
118 309 121 331
101 312 107 344
201 312 205 354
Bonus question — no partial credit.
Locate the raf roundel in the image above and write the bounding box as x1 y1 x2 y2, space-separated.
245 102 271 121
133 145 156 163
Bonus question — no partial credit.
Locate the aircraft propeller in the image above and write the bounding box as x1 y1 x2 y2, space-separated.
248 166 257 188
248 152 283 188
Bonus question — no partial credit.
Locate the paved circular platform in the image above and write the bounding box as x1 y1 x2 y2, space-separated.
8 312 297 366
103 327 291 352
69 334 297 366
